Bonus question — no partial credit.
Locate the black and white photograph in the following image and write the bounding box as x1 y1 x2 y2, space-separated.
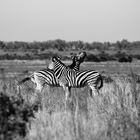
0 0 140 140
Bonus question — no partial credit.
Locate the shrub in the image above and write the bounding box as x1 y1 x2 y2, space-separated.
86 54 100 62
118 56 132 63
0 92 36 140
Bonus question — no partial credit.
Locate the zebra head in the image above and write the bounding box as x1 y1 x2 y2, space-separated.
49 56 61 68
48 56 67 78
68 52 87 70
48 56 66 69
77 52 87 63
68 55 79 70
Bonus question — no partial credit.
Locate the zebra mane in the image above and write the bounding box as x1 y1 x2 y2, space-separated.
52 56 67 68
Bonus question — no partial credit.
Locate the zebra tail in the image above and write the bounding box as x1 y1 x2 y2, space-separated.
18 77 31 85
97 75 103 89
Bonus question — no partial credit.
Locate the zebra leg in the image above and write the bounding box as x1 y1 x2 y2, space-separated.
89 85 99 97
46 85 51 93
36 82 43 92
33 74 43 92
68 87 71 98
62 86 71 110
65 87 69 101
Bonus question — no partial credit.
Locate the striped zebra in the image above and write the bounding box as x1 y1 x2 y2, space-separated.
48 56 103 101
18 52 87 92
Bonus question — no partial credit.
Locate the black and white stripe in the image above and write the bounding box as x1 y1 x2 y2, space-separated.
48 56 103 99
18 52 87 92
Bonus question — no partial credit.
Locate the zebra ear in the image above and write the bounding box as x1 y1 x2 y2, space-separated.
52 56 61 62
52 56 57 62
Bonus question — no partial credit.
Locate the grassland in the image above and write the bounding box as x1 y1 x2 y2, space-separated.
0 60 140 140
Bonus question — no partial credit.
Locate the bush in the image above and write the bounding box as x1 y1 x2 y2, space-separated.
132 54 140 60
118 56 132 63
86 54 100 62
0 92 36 140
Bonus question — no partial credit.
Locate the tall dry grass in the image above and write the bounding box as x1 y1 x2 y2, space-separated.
26 74 140 140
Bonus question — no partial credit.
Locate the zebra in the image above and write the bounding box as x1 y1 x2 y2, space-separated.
48 56 103 102
18 52 87 92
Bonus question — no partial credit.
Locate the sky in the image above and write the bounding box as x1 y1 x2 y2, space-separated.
0 0 140 42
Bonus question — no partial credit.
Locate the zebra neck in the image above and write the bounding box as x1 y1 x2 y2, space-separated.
68 61 76 69
54 62 66 78
74 62 80 71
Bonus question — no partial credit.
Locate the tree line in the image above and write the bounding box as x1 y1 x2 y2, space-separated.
0 39 140 51
0 39 140 62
